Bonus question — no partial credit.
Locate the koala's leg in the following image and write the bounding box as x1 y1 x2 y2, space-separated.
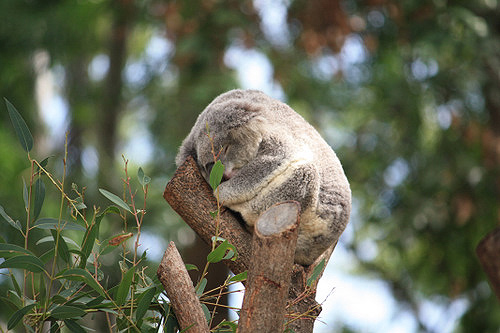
217 137 290 205
217 153 287 206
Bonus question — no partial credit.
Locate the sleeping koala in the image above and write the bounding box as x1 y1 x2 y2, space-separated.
176 89 351 265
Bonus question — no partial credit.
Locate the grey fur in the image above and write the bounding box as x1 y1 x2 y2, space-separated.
176 89 351 265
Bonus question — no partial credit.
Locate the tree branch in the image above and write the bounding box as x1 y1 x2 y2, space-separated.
476 227 500 301
157 241 209 333
162 157 336 332
238 201 300 333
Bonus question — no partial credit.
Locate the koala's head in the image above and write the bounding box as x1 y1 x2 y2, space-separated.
196 104 267 182
177 90 272 182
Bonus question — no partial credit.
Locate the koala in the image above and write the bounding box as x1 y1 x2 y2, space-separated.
176 89 351 265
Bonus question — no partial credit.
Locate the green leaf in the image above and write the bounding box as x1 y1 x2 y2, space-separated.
74 196 87 210
185 264 198 271
195 278 207 296
222 249 235 261
51 230 71 263
135 286 156 322
0 205 22 232
22 178 28 212
79 206 119 268
51 294 68 304
33 178 45 220
98 189 132 213
200 303 211 324
85 295 105 307
209 160 224 190
37 156 51 171
165 311 179 332
0 254 45 273
5 98 33 152
214 321 238 332
10 270 22 297
50 321 60 333
38 273 46 301
33 218 86 231
7 303 37 330
79 223 99 268
36 235 79 248
138 167 151 186
228 271 247 283
56 268 105 297
207 240 238 263
63 319 87 333
306 258 326 287
115 267 135 305
51 305 86 319
0 243 34 258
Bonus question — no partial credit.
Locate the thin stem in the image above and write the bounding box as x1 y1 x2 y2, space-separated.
23 156 35 303
42 134 69 324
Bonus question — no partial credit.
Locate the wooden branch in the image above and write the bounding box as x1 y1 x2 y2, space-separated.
238 202 300 333
164 156 252 275
286 241 336 332
157 242 209 333
162 157 337 332
476 227 500 301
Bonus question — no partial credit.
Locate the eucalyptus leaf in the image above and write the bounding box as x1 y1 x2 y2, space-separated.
207 240 238 263
138 167 151 186
50 305 86 319
33 178 45 220
33 218 86 231
200 303 211 324
98 189 132 213
209 160 224 190
195 278 207 296
56 268 105 297
306 258 325 287
5 98 33 152
0 243 34 258
135 286 156 322
185 264 198 271
51 230 71 263
115 267 135 305
228 271 247 283
22 178 28 212
0 205 22 232
7 303 37 330
63 319 87 333
0 254 45 273
36 235 80 248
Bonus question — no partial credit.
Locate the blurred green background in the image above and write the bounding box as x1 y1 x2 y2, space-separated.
1 0 499 331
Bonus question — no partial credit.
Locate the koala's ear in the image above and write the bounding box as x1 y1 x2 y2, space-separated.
175 137 197 167
228 115 268 143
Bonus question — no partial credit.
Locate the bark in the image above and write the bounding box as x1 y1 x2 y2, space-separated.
163 156 252 276
237 201 300 333
162 157 336 333
157 241 209 333
476 227 500 301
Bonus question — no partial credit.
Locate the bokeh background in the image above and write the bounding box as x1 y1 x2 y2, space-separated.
1 0 499 331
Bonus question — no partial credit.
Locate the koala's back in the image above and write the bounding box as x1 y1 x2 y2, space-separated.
177 89 351 265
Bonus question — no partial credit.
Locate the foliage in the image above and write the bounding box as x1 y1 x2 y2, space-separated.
0 101 255 332
0 100 169 332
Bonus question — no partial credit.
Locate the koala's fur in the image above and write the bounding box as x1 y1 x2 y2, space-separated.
176 89 351 265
